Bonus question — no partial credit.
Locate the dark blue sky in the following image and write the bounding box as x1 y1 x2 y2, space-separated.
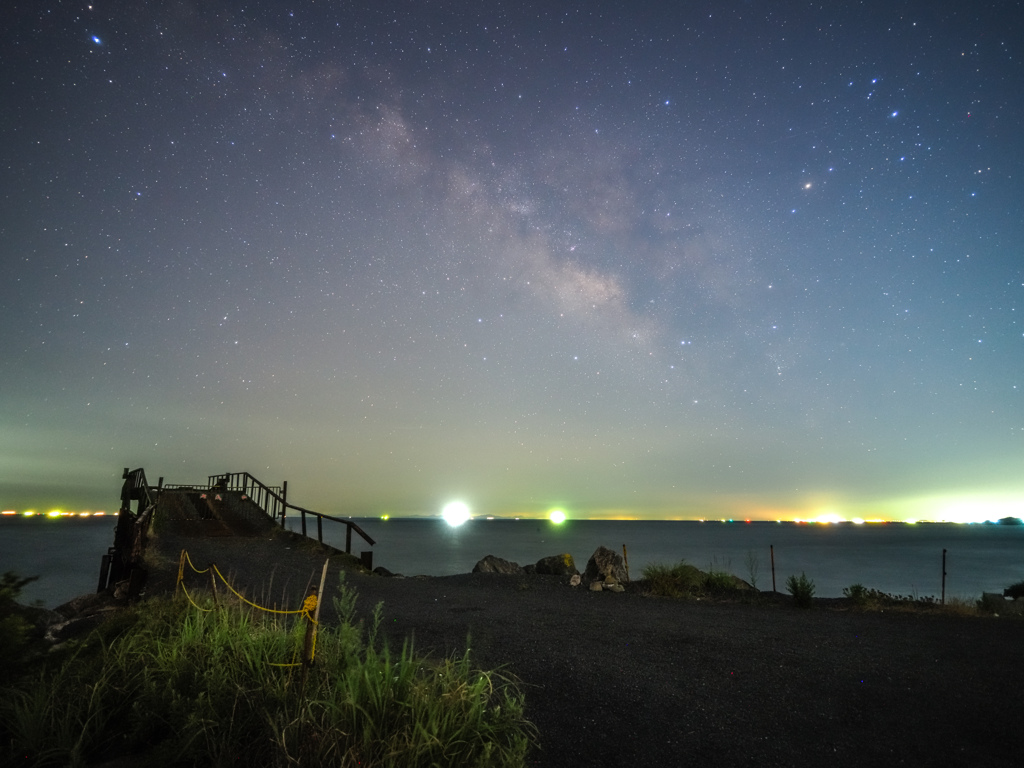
2 1 1021 521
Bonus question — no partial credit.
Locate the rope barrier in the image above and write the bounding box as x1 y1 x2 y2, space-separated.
178 582 214 612
175 549 326 666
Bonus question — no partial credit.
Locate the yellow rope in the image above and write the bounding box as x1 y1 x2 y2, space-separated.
179 582 214 612
182 550 210 574
302 593 319 624
177 550 321 666
210 563 309 615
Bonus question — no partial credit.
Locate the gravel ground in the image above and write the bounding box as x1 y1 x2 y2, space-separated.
143 526 1024 768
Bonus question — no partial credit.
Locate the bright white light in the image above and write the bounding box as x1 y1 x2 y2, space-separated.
442 501 471 526
815 512 844 524
549 509 566 524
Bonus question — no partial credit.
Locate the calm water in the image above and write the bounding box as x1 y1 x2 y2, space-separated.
3 516 1023 606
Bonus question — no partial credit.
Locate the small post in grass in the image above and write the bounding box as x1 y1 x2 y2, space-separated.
303 559 330 669
622 544 630 583
770 545 776 593
209 562 219 608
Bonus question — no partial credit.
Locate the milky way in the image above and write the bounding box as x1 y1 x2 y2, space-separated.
2 1 1021 520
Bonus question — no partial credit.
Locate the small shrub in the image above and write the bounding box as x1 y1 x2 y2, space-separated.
744 550 760 590
1004 580 1024 599
843 583 868 606
786 572 815 608
0 572 41 682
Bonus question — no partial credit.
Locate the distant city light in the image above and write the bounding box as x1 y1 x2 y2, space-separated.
0 509 107 518
441 501 471 526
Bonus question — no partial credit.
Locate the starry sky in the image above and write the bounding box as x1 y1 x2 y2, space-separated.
2 0 1022 522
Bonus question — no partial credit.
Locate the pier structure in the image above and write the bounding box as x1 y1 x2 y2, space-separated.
98 468 375 598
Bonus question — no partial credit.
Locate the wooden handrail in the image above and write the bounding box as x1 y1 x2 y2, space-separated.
207 471 375 550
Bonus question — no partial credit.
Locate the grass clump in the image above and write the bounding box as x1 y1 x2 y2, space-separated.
0 576 534 767
842 585 984 615
641 560 751 599
786 572 816 608
641 561 706 598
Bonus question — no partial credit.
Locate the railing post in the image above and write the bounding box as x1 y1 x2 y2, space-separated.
301 509 306 538
346 524 352 554
317 514 323 543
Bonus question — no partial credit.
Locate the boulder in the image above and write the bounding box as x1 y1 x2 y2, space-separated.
584 546 628 585
589 580 604 592
472 555 524 575
535 553 579 576
569 574 581 587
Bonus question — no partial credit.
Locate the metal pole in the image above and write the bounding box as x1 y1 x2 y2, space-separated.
317 514 323 544
345 523 352 553
942 548 947 606
770 545 776 593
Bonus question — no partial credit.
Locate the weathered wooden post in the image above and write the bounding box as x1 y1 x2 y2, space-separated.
770 545 776 593
209 563 219 608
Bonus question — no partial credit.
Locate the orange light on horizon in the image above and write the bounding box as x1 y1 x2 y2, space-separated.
2 510 15 515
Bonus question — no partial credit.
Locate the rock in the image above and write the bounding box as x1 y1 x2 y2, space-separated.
584 546 628 585
53 591 120 620
472 555 524 574
589 580 604 592
373 566 397 577
570 574 581 587
606 583 625 593
535 553 579 576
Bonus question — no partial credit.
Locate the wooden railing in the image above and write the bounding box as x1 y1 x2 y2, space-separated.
207 471 376 552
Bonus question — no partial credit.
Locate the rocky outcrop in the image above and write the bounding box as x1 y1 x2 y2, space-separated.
46 591 125 644
535 553 579 576
472 555 524 575
584 546 628 585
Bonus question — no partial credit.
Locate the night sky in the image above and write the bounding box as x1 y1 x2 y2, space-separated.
3 1 1022 522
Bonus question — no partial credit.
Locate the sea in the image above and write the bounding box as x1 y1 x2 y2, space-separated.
2 516 1023 608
